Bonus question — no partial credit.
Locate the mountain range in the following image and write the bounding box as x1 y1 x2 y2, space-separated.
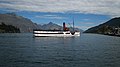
40 22 63 30
84 17 120 34
40 22 83 32
0 13 82 33
0 13 39 32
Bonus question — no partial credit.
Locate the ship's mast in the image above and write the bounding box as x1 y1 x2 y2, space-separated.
73 18 74 31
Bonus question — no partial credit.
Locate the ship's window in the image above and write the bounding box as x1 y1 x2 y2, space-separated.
66 33 70 34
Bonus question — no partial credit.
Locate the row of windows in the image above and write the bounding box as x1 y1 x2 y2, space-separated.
34 33 71 34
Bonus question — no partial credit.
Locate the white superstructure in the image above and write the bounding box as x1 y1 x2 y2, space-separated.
33 30 80 37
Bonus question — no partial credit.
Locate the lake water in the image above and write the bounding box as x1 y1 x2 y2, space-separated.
0 33 120 67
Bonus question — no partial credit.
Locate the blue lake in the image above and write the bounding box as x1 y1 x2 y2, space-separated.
0 33 120 67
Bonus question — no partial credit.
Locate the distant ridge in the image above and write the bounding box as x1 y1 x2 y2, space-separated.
84 17 120 34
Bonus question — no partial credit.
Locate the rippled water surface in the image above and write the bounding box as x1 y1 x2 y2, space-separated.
0 33 120 67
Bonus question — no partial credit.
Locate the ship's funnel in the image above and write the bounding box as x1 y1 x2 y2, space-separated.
63 22 66 31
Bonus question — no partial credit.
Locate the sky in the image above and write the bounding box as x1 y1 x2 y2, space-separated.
0 0 120 30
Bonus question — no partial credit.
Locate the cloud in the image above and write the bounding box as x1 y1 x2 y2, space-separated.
78 26 93 30
83 19 90 21
79 22 95 25
36 14 67 19
0 0 120 17
78 22 98 30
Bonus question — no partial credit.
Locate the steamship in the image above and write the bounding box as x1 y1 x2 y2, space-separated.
33 22 80 37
